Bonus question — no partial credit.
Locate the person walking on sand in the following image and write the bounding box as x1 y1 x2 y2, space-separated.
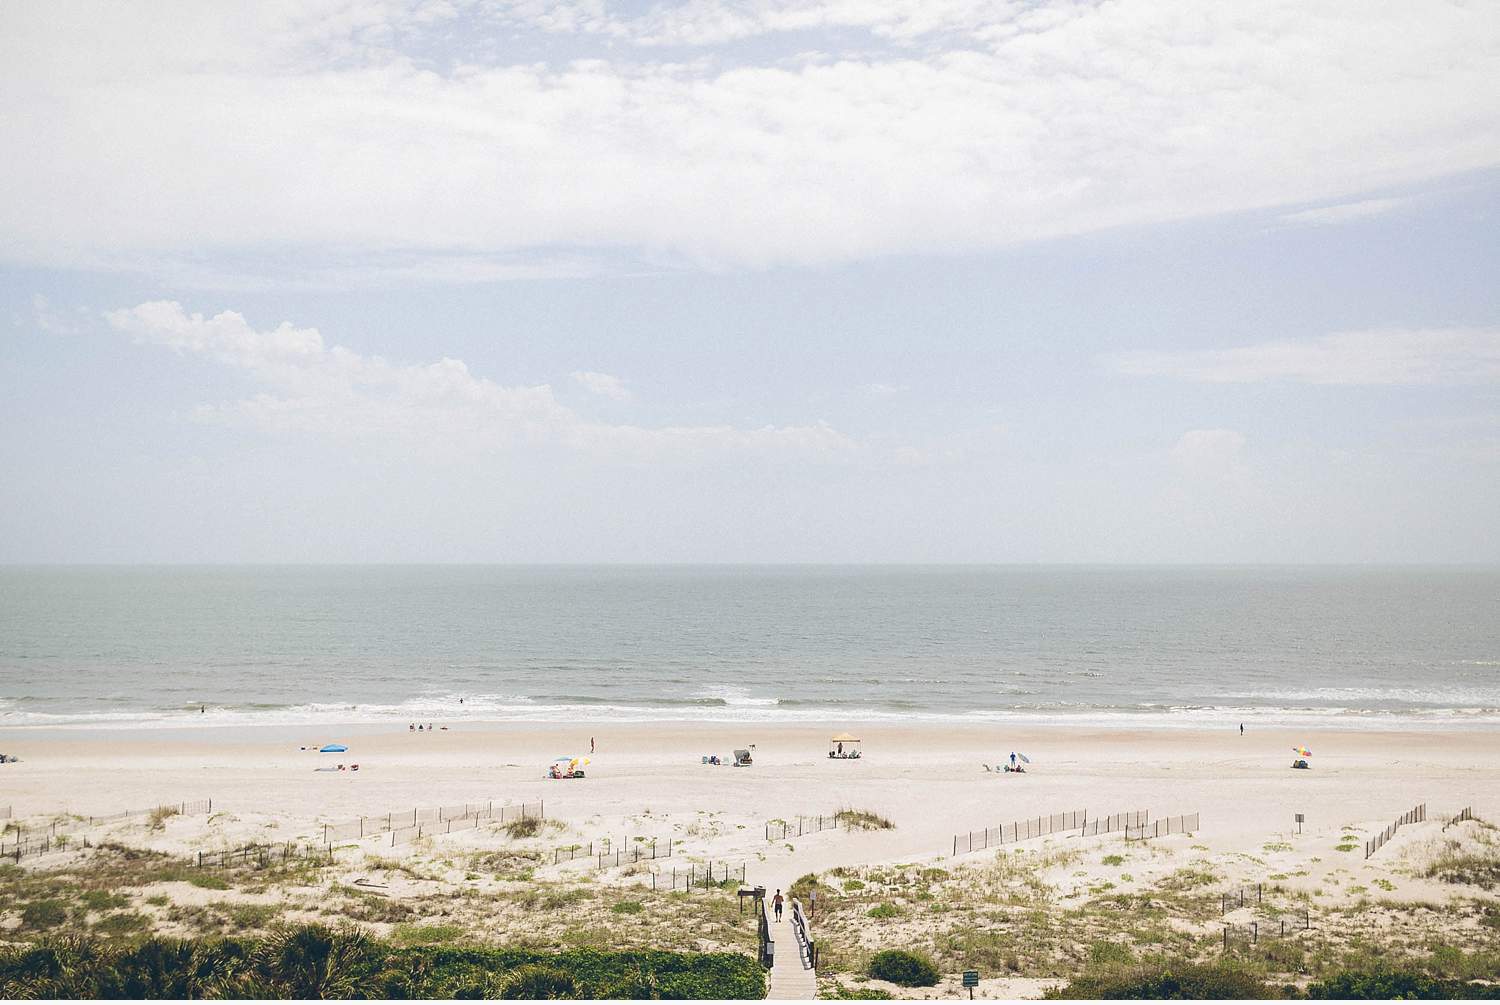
773 889 784 920
590 736 595 754
1240 723 1244 735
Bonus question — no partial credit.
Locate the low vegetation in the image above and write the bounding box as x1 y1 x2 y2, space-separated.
836 809 896 831
0 924 766 999
867 949 939 987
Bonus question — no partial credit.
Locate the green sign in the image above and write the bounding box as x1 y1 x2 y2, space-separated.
962 971 980 988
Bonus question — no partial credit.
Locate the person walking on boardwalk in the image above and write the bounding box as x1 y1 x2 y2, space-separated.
773 889 784 920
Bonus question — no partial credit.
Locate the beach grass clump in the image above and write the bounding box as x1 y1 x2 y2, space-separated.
865 903 901 919
867 948 939 987
146 806 180 831
611 900 644 915
836 808 895 831
1102 854 1124 867
1422 839 1500 891
503 816 542 840
392 923 464 946
20 899 69 930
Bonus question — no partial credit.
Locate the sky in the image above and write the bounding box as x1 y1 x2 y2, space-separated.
1 0 1498 564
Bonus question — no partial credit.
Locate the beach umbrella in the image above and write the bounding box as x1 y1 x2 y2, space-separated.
1017 752 1032 764
319 744 348 753
1293 746 1312 757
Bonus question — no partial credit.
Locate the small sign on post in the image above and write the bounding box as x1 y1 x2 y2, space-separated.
1294 813 1304 835
963 970 980 999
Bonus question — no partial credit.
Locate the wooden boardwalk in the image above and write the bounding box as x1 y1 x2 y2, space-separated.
764 876 818 999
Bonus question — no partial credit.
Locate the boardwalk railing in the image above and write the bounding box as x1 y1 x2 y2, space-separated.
1126 812 1199 840
791 898 818 970
766 815 840 841
1365 803 1425 859
1444 807 1474 831
758 896 775 968
387 801 543 847
324 800 542 845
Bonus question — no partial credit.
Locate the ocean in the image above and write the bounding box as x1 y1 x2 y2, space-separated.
1 566 1496 729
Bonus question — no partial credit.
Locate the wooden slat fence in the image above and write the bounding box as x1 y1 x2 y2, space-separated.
1220 884 1262 913
1126 812 1199 840
597 838 673 868
1365 803 1424 859
386 800 543 847
766 815 840 841
197 842 333 868
650 861 745 891
1444 806 1474 831
1080 810 1149 837
1221 910 1311 950
324 799 542 845
953 808 1112 855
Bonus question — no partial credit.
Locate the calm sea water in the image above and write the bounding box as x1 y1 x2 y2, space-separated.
1 566 1497 729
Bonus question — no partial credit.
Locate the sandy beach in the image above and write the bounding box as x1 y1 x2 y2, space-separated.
4 718 1499 997
5 719 1495 845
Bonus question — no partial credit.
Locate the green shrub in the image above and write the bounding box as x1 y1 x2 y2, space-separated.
93 912 150 936
1306 969 1500 999
1102 855 1124 867
868 949 939 987
21 900 68 929
0 926 767 999
866 903 901 919
1048 962 1272 999
610 900 643 915
496 963 576 999
80 891 131 912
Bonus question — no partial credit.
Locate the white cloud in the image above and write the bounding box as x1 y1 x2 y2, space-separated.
1171 428 1246 474
3 1 1498 279
570 370 632 401
1106 328 1500 386
1278 196 1409 227
105 301 852 456
864 382 906 396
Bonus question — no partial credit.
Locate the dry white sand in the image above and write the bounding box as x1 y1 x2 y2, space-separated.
5 720 1497 999
4 720 1494 880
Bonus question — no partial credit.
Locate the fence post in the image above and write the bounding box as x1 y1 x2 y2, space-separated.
1251 922 1257 944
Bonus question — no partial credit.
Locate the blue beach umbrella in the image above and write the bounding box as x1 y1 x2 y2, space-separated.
320 744 348 753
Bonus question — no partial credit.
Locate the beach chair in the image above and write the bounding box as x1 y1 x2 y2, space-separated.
734 749 752 767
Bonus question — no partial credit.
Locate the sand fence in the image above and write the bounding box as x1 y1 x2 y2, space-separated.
1126 812 1200 840
1365 803 1426 859
765 815 841 841
952 809 1161 856
382 800 544 847
2 798 214 862
320 799 542 846
197 842 334 868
